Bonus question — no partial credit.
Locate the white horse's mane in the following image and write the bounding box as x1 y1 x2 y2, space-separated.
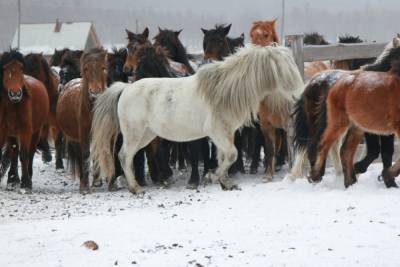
195 44 303 126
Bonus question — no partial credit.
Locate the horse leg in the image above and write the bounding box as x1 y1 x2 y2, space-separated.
134 148 146 186
380 134 394 172
38 124 52 163
178 143 186 170
146 139 160 184
187 140 201 189
229 131 244 175
201 138 211 177
309 122 349 183
340 127 364 188
19 133 32 192
329 139 343 176
209 142 218 170
380 133 398 188
55 132 64 169
275 129 287 170
353 133 380 174
209 129 238 190
250 123 263 174
119 129 156 194
6 138 20 190
157 139 173 184
260 123 276 182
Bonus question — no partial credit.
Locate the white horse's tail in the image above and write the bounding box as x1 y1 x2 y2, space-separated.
90 82 126 179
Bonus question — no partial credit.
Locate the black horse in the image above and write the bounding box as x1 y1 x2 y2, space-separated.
107 47 129 85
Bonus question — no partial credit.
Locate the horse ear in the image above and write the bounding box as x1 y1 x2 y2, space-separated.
271 18 277 25
158 26 162 33
125 29 134 40
240 33 245 40
397 33 400 38
201 28 208 35
223 24 232 36
175 29 183 36
142 27 149 39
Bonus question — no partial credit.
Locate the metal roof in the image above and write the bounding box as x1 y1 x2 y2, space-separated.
11 21 99 55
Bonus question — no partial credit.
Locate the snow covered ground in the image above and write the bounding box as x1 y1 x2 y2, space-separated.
1 155 400 267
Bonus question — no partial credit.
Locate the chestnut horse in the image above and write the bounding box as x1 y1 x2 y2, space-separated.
56 48 108 193
249 18 292 181
289 36 400 181
309 46 400 188
0 50 49 191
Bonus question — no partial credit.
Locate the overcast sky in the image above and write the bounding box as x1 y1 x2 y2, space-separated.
1 0 399 51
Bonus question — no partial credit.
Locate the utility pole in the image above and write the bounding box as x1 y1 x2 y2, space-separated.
135 19 139 32
17 0 21 48
281 0 285 45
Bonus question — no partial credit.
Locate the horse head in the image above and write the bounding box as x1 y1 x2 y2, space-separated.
250 19 279 46
124 27 150 73
80 48 108 98
201 24 232 60
0 49 25 103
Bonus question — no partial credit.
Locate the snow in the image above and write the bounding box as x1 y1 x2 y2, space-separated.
1 155 400 267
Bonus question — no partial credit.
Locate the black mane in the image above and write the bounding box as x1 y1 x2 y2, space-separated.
154 28 194 74
107 47 128 85
338 34 363 44
227 33 244 53
364 46 400 75
304 32 330 45
135 45 173 80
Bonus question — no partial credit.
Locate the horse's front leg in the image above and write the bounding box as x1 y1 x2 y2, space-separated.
260 122 276 182
6 137 20 190
19 132 33 192
340 127 364 188
209 128 239 190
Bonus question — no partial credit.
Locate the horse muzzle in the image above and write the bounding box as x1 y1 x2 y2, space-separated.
89 89 103 99
8 88 24 103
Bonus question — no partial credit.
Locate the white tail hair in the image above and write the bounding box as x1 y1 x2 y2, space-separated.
90 82 127 179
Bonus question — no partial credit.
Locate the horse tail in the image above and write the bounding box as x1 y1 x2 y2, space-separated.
307 94 328 168
287 96 310 179
90 82 126 179
66 140 81 178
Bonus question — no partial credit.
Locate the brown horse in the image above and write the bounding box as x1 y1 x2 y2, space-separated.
249 18 291 181
309 46 400 188
56 48 108 193
123 27 150 73
0 50 49 191
303 32 331 80
24 53 63 168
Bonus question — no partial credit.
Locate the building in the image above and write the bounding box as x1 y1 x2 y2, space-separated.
11 20 100 56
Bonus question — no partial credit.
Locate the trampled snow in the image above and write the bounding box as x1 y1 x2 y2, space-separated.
1 155 400 267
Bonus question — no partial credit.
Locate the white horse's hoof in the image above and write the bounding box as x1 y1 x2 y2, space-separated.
129 185 145 195
219 176 239 191
262 176 273 183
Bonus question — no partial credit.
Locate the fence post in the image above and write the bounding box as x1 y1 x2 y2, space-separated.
284 34 304 170
285 34 304 80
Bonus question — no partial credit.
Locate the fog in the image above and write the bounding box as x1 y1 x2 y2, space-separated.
0 0 399 51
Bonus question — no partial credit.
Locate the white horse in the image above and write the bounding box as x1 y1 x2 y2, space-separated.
90 45 304 194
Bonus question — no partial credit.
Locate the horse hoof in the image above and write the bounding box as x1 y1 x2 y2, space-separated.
186 183 199 190
219 177 239 191
6 183 18 191
79 187 91 195
129 185 145 195
262 176 273 183
92 179 103 188
18 188 32 194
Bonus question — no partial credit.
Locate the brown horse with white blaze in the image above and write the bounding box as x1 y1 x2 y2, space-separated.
0 49 49 191
56 48 108 193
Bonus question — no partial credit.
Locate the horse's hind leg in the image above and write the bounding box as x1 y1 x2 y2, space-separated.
353 133 380 174
119 129 156 194
187 139 201 189
380 135 394 171
209 129 238 190
340 127 364 188
259 122 276 182
6 137 20 190
55 132 64 169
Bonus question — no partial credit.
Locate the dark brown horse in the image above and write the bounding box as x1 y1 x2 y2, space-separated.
123 27 150 73
309 46 400 188
0 50 49 191
56 48 108 193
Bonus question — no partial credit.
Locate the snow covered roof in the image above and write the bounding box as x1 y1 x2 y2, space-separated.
11 21 100 55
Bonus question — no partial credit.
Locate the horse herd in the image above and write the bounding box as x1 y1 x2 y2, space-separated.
0 19 400 194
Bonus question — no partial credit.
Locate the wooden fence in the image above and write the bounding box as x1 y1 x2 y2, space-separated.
284 34 387 79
